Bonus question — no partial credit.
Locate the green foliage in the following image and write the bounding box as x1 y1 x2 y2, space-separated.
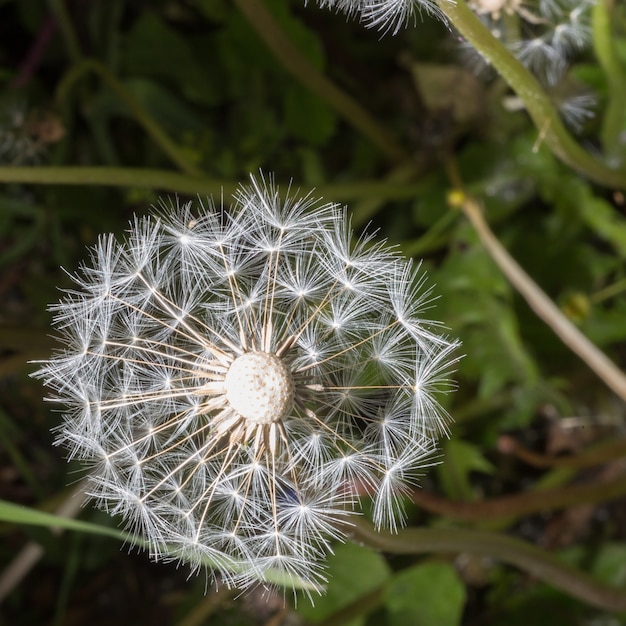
438 439 495 501
384 562 466 626
435 221 542 427
298 544 466 626
297 543 390 624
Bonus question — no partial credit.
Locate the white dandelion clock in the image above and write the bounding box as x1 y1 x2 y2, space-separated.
35 174 459 594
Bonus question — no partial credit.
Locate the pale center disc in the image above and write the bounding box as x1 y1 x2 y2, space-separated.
224 352 295 424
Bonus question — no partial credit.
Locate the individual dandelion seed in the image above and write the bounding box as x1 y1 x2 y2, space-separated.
34 174 459 595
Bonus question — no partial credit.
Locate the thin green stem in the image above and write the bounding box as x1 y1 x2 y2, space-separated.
48 0 82 63
593 0 626 163
0 167 232 196
437 0 626 188
591 277 626 304
56 59 203 176
0 166 426 202
232 0 408 163
351 519 626 613
350 162 424 227
401 207 457 257
0 496 317 595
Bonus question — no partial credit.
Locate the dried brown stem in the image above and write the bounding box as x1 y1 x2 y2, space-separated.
411 472 626 521
351 519 626 612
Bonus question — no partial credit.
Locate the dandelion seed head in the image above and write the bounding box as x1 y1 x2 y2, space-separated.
224 352 295 424
35 173 459 594
308 0 449 35
467 0 594 88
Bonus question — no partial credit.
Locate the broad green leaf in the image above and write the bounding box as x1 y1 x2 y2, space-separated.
585 302 626 345
590 543 626 587
384 562 466 626
435 224 539 406
297 542 391 625
122 11 220 105
578 194 626 258
285 84 336 146
438 439 495 501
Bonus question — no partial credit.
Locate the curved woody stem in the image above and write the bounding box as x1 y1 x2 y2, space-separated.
410 474 626 521
437 0 626 188
351 518 626 613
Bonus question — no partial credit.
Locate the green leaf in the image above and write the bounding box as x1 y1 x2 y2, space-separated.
590 543 626 587
122 11 220 105
273 1 336 145
91 78 206 135
578 193 626 258
438 439 494 501
585 301 626 345
435 224 539 406
297 542 391 625
384 562 466 626
285 83 336 146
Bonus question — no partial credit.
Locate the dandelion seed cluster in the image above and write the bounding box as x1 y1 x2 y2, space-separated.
309 0 446 35
36 176 458 593
466 0 595 127
309 0 595 131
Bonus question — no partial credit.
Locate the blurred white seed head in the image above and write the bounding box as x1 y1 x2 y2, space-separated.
35 174 459 594
308 0 449 34
469 0 594 85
